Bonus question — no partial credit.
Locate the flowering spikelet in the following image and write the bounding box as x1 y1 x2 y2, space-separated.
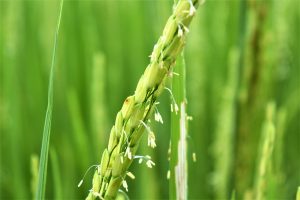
86 0 200 199
148 131 157 148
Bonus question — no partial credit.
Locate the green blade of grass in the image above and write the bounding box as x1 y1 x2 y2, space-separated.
212 47 239 199
254 102 276 200
50 148 63 199
35 1 63 199
170 53 187 199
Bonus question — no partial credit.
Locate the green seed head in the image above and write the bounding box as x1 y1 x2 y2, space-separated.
174 1 190 18
104 176 123 199
112 154 123 177
108 126 117 153
92 172 101 193
144 63 167 89
162 16 178 45
135 75 147 103
100 149 109 176
121 96 135 120
129 126 145 146
154 76 167 97
86 0 199 197
127 105 146 129
115 112 124 137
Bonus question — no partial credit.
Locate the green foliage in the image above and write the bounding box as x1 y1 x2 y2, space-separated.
170 53 188 199
35 1 63 199
0 0 299 199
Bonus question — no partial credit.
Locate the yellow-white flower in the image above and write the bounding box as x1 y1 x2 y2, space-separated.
154 110 164 124
148 131 156 148
122 180 128 192
126 171 136 179
125 147 132 160
146 160 156 168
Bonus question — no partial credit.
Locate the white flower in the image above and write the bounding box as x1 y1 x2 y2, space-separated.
178 25 183 37
125 147 132 160
188 0 196 16
154 110 164 124
148 131 156 148
138 158 143 164
165 87 179 115
183 25 190 33
122 180 128 192
77 180 83 188
146 160 156 168
189 6 196 16
127 171 136 179
140 120 157 148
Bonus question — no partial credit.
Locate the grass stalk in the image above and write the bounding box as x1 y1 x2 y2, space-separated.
85 1 200 199
170 53 188 200
254 102 276 200
212 48 239 199
35 1 63 199
50 148 63 199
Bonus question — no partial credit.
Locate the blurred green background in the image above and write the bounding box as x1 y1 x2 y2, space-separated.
0 0 299 199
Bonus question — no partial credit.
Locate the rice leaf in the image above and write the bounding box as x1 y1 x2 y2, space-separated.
170 53 188 199
50 148 63 199
35 1 63 199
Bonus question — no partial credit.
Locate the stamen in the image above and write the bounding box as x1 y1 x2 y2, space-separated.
188 0 196 16
154 107 164 124
178 25 183 37
126 171 136 179
148 131 157 148
165 87 179 114
125 147 132 160
122 180 128 192
78 165 99 188
146 160 156 168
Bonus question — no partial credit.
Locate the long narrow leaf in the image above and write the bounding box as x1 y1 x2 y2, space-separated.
35 1 63 199
170 53 188 200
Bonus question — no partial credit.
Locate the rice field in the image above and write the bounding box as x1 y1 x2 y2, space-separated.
0 0 299 199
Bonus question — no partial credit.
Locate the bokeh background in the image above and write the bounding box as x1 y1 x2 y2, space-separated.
0 0 299 199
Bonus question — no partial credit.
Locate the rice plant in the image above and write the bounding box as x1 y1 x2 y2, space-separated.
0 0 299 199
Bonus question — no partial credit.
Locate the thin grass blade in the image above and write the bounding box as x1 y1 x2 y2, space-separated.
35 1 63 199
170 53 188 200
50 148 63 199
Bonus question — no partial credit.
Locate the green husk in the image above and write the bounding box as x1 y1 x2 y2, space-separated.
86 0 200 199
